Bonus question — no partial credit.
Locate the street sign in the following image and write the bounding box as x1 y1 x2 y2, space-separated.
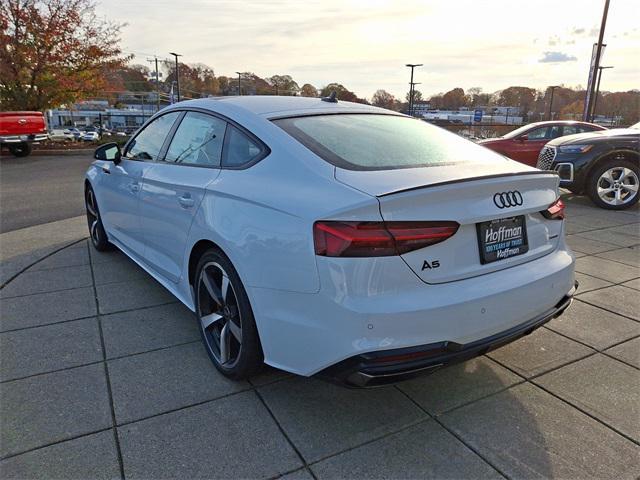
474 109 483 122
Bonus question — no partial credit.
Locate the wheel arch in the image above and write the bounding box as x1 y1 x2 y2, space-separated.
187 239 225 287
585 148 639 182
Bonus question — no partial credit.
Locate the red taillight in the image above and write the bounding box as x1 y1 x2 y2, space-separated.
313 221 459 257
542 198 565 220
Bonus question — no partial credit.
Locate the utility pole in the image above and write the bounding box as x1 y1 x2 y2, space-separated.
547 86 559 121
410 82 421 115
235 72 242 95
169 52 182 102
592 66 613 120
405 64 423 116
275 81 279 96
147 56 161 111
584 0 610 121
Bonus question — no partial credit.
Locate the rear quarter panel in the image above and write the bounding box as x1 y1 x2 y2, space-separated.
182 142 380 295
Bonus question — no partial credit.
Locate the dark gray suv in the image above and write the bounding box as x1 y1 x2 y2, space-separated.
537 122 639 210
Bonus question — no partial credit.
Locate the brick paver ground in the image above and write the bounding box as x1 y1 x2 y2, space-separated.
1 194 638 479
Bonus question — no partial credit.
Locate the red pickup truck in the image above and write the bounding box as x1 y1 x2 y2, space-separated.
0 111 48 157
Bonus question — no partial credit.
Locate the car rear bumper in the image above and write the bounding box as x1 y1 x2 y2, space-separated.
318 283 576 387
0 133 48 143
249 240 576 378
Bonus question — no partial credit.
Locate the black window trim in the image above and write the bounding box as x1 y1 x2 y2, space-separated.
221 123 270 170
122 106 271 170
123 110 184 162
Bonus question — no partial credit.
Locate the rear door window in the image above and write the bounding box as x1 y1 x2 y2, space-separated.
165 112 226 167
548 126 562 139
562 125 580 135
525 127 550 140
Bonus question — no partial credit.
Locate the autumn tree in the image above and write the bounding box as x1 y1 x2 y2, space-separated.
0 0 129 110
300 83 318 97
441 88 468 109
560 100 584 119
371 89 396 109
300 84 318 97
495 86 538 119
428 93 444 109
468 87 492 107
598 90 640 124
266 75 299 95
164 62 219 97
405 90 423 103
234 72 272 95
106 64 152 92
320 83 358 102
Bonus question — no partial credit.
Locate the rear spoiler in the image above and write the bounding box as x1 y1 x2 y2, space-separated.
376 170 558 197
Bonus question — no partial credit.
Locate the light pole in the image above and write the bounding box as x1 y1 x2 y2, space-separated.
410 82 421 115
235 72 242 95
592 66 613 120
169 52 182 102
405 63 423 116
147 56 161 111
547 86 560 121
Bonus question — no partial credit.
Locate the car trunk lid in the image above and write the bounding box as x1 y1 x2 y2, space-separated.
335 164 562 284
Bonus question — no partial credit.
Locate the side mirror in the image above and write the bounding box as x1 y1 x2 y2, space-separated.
94 142 121 163
519 134 528 141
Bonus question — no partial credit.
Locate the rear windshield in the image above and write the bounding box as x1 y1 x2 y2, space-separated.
273 114 503 171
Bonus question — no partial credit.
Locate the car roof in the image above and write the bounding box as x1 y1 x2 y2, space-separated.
172 96 392 119
524 120 602 127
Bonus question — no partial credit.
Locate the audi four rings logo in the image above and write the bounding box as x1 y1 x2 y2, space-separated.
493 191 523 208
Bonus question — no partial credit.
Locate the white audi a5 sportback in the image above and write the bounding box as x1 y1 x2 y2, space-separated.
86 96 576 387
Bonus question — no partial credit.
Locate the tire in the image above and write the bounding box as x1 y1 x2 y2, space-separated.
9 142 32 157
85 185 113 251
194 248 263 379
587 157 640 210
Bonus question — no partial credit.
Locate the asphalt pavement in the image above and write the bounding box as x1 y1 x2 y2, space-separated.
0 153 93 233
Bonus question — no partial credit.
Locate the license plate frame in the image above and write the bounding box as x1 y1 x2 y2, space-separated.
476 215 529 265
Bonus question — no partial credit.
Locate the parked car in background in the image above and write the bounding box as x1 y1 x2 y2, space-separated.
85 97 575 387
0 111 48 157
479 121 606 167
67 128 83 140
538 122 639 210
82 131 100 142
49 129 75 141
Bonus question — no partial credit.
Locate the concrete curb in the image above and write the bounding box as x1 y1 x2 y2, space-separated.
31 149 94 156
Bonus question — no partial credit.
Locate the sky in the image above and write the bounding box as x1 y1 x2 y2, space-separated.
96 0 640 99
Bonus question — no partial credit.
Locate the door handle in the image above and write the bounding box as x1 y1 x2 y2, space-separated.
102 167 110 174
129 182 140 193
178 194 195 209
